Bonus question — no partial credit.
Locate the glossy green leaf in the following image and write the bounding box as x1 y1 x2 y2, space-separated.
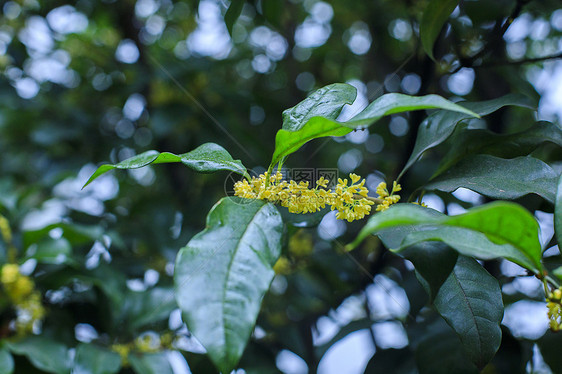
425 155 559 203
432 121 562 178
73 344 121 374
399 94 534 179
433 255 503 369
7 337 70 374
347 202 542 271
271 92 479 168
224 0 245 36
555 174 562 247
174 197 283 373
0 349 14 374
129 352 173 374
281 83 357 131
83 143 248 188
420 0 459 60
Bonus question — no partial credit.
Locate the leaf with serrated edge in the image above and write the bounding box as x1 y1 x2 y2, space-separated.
174 197 282 373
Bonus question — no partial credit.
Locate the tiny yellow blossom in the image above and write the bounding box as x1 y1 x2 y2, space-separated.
547 287 562 331
273 256 292 275
111 344 132 366
375 181 401 212
1 263 19 284
233 171 377 222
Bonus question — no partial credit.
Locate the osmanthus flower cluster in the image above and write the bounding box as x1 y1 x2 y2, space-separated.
234 171 401 222
546 287 562 331
0 263 45 335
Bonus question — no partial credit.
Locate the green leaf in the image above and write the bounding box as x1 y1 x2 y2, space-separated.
415 330 478 374
24 237 72 264
425 155 559 203
23 223 103 248
281 83 357 131
0 349 14 374
7 337 70 374
433 255 503 369
174 197 283 373
432 121 562 178
537 331 562 373
271 91 479 168
400 242 458 301
224 0 245 36
347 202 542 271
399 94 534 179
555 174 562 247
364 348 415 374
420 0 459 60
73 344 121 374
129 352 173 374
123 287 177 330
83 143 248 188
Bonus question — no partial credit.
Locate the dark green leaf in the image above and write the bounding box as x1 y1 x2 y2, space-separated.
0 349 14 374
555 174 562 247
224 0 245 36
400 242 458 300
7 337 70 374
415 330 478 374
128 352 173 374
433 256 503 369
399 94 534 179
271 92 479 168
537 330 562 373
83 143 247 188
425 155 558 203
282 83 357 131
432 121 562 177
347 202 542 271
420 0 459 60
364 348 415 374
72 344 121 374
174 197 283 373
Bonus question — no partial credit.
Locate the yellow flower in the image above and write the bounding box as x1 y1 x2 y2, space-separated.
375 181 401 212
111 344 132 366
273 256 292 275
234 171 375 222
547 287 562 331
1 263 19 284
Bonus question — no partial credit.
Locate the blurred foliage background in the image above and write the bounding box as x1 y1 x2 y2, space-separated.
0 0 562 372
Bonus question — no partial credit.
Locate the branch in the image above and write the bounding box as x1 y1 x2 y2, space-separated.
478 52 562 68
450 0 531 73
